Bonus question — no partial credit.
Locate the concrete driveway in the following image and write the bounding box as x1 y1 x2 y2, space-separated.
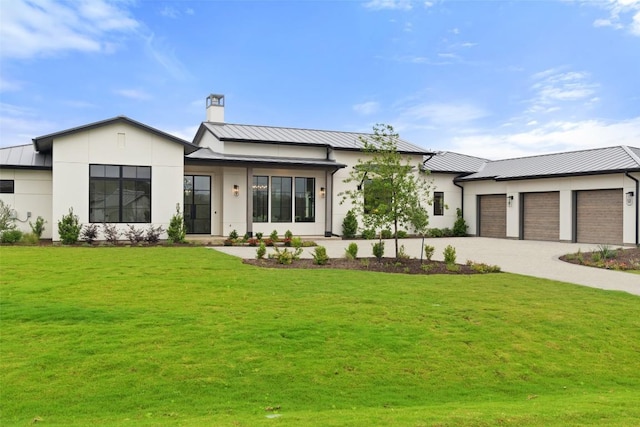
214 237 640 296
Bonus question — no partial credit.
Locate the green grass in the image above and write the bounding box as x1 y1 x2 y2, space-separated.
1 247 639 426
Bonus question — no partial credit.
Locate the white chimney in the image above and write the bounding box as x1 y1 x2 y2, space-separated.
206 94 225 122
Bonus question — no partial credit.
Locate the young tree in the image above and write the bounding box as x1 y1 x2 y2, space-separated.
340 124 432 258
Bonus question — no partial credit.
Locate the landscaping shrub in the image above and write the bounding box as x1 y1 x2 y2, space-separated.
0 200 16 234
381 228 392 239
20 232 39 245
345 242 358 260
597 244 617 260
102 223 120 245
145 225 164 244
271 246 303 265
167 206 186 243
228 229 239 240
57 208 81 245
270 230 279 242
1 229 23 244
395 230 408 239
255 232 263 240
256 242 267 259
291 236 303 248
284 229 293 239
361 228 376 239
424 244 435 262
312 246 329 265
452 208 468 237
373 241 385 260
443 245 457 265
81 223 100 244
247 238 259 246
342 209 358 238
124 224 144 245
466 260 502 273
397 244 410 259
29 216 46 239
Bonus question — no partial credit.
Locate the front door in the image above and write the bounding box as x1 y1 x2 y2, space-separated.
184 175 211 234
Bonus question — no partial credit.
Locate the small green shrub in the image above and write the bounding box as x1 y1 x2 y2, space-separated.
427 228 442 238
446 263 461 272
345 242 358 260
381 229 392 239
452 208 468 237
361 229 376 239
395 230 408 239
284 229 293 239
420 263 435 273
372 241 385 260
256 242 267 259
255 232 264 240
29 216 46 238
312 246 330 265
424 244 435 262
81 223 100 244
228 229 239 240
0 200 16 233
360 258 370 268
270 230 279 242
58 208 81 245
271 246 303 265
466 260 502 273
342 210 358 238
20 232 39 245
291 236 303 248
167 206 186 243
443 245 457 265
597 244 617 260
397 245 410 259
1 229 23 244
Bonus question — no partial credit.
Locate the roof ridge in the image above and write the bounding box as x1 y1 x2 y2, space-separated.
207 121 377 136
620 145 640 167
487 145 633 163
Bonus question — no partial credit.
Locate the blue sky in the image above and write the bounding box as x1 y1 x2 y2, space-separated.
1 0 639 159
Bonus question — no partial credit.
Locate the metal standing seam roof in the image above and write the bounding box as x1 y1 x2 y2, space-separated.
186 147 346 169
0 144 52 169
201 122 432 155
423 151 489 173
457 145 640 181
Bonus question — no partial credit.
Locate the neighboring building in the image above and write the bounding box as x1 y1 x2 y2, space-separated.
1 94 638 245
425 147 640 246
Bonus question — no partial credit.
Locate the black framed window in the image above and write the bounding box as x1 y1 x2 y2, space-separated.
0 180 14 194
252 176 269 222
271 176 292 222
295 177 315 222
89 165 151 223
434 192 444 216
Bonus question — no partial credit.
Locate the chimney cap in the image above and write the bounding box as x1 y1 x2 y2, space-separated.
207 94 224 107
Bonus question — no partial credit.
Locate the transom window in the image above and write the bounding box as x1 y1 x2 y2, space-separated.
89 165 151 223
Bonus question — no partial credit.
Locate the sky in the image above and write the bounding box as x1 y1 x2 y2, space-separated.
1 0 639 159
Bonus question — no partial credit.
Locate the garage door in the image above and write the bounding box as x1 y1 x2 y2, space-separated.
478 194 506 238
522 192 559 241
576 189 623 245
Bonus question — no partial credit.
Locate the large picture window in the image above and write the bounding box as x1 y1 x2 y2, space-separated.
252 176 269 222
295 177 315 222
90 165 151 223
271 176 292 222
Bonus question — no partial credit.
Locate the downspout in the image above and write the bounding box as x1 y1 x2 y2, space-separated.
453 178 464 215
625 171 639 245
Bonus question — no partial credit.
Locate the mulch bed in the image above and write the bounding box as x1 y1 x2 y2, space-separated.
559 247 640 270
243 257 480 275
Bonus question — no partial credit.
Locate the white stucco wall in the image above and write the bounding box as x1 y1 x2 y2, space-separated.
460 173 640 245
0 169 53 238
225 141 327 159
429 173 461 230
51 122 184 241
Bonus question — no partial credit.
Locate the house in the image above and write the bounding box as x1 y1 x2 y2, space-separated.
425 147 640 246
1 93 639 246
0 94 431 241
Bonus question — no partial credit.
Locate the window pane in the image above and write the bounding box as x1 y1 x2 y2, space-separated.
137 166 151 179
122 166 137 178
105 165 120 178
0 180 14 194
194 176 210 191
90 165 105 177
271 177 292 222
295 177 315 222
434 192 444 216
253 176 269 222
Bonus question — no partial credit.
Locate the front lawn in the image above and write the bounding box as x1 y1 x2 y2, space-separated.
1 247 639 426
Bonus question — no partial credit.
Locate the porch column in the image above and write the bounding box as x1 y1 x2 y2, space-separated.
246 167 253 237
324 169 333 237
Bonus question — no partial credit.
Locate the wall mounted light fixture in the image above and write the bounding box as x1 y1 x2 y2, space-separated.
507 195 514 207
320 187 326 198
233 184 239 197
626 191 635 206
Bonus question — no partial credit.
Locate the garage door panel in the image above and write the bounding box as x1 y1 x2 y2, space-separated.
479 194 506 238
523 192 559 241
576 189 622 245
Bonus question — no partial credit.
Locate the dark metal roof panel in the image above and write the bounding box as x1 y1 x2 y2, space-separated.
186 147 346 169
0 144 52 168
424 151 489 173
458 146 640 181
202 122 431 154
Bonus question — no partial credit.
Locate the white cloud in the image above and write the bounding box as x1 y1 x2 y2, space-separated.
353 101 381 116
589 0 640 36
160 6 180 18
363 0 413 11
527 68 599 113
0 77 23 93
0 0 139 59
402 102 489 126
448 117 640 159
114 89 152 101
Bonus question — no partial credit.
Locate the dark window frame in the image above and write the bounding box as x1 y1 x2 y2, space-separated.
252 176 269 223
434 191 444 216
294 177 315 222
0 180 14 194
271 176 293 223
89 164 151 223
